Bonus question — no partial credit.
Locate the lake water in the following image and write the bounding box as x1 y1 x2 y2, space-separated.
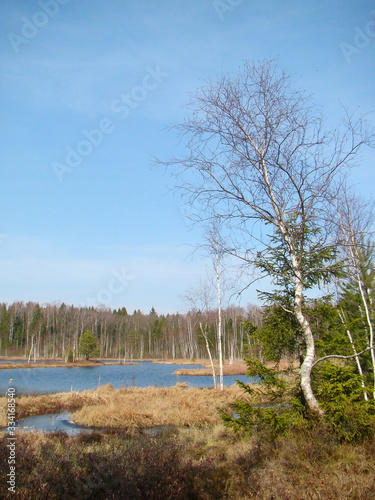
9 412 94 435
1 361 253 395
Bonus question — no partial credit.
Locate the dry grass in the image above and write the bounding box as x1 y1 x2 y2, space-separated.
1 379 375 498
72 384 247 428
149 358 207 365
175 359 248 376
246 431 375 499
0 383 255 429
0 386 112 427
0 359 137 370
174 358 300 377
1 424 374 499
178 426 375 499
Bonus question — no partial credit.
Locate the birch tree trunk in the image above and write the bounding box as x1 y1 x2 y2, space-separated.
216 249 224 391
338 309 368 401
294 277 323 414
200 322 217 389
163 59 374 414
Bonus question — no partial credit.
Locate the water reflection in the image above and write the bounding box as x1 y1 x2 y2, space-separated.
4 412 93 435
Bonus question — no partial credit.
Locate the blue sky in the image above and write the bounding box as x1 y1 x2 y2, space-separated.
1 0 374 314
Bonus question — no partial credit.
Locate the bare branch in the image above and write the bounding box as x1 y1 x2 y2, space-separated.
312 346 375 369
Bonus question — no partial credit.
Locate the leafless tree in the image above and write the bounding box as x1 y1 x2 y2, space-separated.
164 60 374 414
333 187 375 399
184 278 217 388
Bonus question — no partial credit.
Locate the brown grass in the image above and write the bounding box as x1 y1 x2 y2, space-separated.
175 359 248 376
176 425 375 499
149 358 206 365
1 378 375 498
0 386 112 427
174 358 300 377
1 423 374 499
0 360 137 370
0 383 260 429
72 384 247 428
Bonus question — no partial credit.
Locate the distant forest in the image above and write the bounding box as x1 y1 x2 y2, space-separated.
0 302 262 361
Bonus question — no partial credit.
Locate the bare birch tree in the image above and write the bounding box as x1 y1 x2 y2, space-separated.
207 220 226 391
165 60 374 414
184 279 217 388
333 187 375 399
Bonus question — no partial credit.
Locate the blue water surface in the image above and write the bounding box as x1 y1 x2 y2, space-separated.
1 361 254 395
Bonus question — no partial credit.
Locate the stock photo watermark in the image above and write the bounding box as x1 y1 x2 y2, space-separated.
52 65 169 183
86 268 133 309
213 0 243 21
7 0 73 54
340 11 375 63
6 387 17 493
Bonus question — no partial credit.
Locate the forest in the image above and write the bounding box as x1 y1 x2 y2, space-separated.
0 301 262 361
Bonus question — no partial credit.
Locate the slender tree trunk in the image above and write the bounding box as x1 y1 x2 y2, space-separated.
355 271 375 399
338 308 368 401
215 250 224 391
28 335 35 364
200 322 217 389
294 275 324 415
337 209 375 399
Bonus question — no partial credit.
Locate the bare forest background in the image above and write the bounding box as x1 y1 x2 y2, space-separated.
0 301 262 362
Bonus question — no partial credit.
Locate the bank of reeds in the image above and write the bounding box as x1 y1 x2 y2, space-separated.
1 421 374 498
174 360 248 376
72 384 249 428
0 360 137 370
174 359 299 377
0 384 254 429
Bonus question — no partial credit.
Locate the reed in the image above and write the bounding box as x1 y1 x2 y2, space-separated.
0 360 137 370
1 419 374 498
0 384 254 429
72 385 246 428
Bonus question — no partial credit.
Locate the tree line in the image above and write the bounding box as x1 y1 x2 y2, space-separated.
0 301 262 362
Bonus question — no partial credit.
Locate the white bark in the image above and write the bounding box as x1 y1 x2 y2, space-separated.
165 60 374 414
338 308 368 401
216 249 224 391
200 322 217 388
336 204 375 399
294 273 324 415
28 335 35 364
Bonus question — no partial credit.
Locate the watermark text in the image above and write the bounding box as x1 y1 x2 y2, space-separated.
340 11 375 63
8 0 73 54
6 387 17 493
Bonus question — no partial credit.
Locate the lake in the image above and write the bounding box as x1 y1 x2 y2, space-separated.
1 361 253 395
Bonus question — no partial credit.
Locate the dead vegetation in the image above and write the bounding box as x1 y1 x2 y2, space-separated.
174 359 249 376
1 419 374 498
0 359 137 370
0 384 254 429
1 381 375 498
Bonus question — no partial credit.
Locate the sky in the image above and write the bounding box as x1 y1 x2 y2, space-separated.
0 0 374 314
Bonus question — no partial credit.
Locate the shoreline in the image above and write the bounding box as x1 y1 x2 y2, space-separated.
0 383 257 429
0 359 139 370
0 357 249 374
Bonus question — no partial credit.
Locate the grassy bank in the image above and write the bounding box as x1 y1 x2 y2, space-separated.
0 384 250 428
1 420 374 498
174 359 248 376
1 385 375 498
0 359 138 370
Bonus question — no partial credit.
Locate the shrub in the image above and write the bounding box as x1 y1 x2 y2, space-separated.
221 357 306 438
312 362 375 442
65 348 74 363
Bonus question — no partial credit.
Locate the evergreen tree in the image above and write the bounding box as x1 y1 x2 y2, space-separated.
78 330 100 360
